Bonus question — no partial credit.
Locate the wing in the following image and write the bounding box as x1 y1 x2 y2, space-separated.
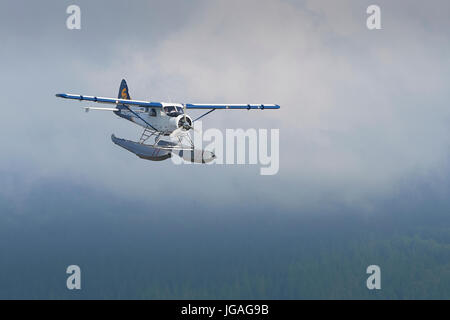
55 93 163 108
185 103 280 110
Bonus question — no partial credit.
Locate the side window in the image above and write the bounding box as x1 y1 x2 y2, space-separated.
150 108 157 117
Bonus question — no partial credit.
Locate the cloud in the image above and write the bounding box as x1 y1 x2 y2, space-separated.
1 0 450 213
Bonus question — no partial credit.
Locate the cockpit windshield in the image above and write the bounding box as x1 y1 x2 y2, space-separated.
163 106 184 117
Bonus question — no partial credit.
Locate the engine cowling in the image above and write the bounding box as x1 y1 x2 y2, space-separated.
176 114 193 130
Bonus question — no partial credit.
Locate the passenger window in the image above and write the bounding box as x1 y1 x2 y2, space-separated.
150 108 157 117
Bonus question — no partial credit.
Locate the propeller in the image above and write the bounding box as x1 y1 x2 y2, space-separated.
169 104 197 138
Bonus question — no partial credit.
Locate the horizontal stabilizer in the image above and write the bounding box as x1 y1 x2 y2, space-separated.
84 107 119 112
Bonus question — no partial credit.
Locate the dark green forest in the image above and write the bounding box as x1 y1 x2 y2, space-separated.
0 176 449 299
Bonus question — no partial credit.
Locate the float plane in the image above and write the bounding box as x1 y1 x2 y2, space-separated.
56 79 280 163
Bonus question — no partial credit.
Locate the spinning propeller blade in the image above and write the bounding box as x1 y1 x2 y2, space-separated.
170 104 198 138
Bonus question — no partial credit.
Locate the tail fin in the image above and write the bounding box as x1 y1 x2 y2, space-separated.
118 79 131 100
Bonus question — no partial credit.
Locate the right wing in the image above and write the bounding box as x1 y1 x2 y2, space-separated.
185 103 280 110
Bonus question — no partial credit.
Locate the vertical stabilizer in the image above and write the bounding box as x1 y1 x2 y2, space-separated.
118 79 131 100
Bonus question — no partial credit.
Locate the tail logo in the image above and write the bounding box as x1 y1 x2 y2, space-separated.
121 88 128 99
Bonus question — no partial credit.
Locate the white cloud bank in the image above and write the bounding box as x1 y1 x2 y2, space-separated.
2 0 450 213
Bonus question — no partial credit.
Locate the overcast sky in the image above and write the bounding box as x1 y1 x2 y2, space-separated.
1 0 450 214
1 0 450 300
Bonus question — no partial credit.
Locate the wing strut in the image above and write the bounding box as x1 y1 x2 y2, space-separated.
193 109 215 122
121 104 158 132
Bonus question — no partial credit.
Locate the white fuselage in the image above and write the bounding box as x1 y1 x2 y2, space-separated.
115 102 192 135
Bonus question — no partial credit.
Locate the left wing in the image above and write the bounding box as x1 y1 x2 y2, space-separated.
185 104 280 110
55 93 163 108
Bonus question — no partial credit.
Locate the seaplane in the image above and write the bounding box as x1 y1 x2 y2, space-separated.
56 79 280 163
